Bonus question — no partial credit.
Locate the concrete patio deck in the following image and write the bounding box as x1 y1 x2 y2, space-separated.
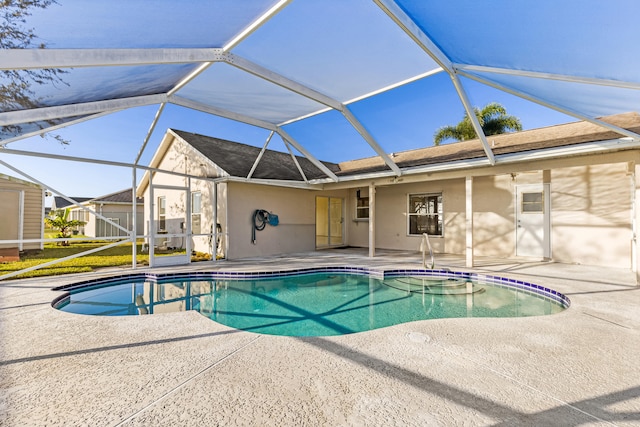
1 249 639 426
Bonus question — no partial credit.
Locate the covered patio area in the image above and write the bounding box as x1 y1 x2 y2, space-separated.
1 250 638 426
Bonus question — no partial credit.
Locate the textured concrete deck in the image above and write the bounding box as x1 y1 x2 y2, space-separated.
1 249 639 426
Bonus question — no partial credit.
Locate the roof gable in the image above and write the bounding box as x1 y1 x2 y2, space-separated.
171 130 340 181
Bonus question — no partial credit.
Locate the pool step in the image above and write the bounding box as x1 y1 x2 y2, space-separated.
383 277 485 295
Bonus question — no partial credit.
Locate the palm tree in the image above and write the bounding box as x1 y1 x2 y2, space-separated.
44 209 86 246
434 102 522 145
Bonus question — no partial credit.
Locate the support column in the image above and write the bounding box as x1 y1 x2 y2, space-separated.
211 182 218 261
131 168 137 270
634 163 640 285
369 183 376 258
149 174 155 268
465 176 474 268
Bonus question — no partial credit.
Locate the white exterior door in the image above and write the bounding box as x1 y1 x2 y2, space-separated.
516 184 550 258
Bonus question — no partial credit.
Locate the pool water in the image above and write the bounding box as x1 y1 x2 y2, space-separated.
54 271 568 336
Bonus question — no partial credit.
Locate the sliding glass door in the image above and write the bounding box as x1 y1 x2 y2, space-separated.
315 196 344 247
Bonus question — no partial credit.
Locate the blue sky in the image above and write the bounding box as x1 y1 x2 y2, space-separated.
0 0 579 206
0 72 573 206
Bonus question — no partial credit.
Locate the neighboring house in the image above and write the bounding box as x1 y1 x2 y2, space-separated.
0 173 45 257
51 196 93 212
137 112 640 272
65 189 144 238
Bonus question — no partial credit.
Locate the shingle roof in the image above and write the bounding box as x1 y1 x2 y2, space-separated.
337 112 640 175
171 130 340 181
171 112 640 181
90 188 143 204
52 196 92 209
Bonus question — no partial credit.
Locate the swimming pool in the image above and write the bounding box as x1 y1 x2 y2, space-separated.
52 268 569 336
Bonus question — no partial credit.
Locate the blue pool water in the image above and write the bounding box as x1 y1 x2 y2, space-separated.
53 269 569 336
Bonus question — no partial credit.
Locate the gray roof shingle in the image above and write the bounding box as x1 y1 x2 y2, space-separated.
91 188 143 204
172 130 340 181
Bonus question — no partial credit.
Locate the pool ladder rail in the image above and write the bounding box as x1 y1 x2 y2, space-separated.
420 233 435 269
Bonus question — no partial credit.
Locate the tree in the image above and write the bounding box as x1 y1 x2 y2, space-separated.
433 102 523 145
1 0 69 144
45 209 86 246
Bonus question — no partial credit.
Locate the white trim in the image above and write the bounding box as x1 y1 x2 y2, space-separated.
453 64 640 91
369 185 375 257
465 176 473 267
449 74 496 164
341 106 402 176
456 69 640 141
282 140 308 182
1 146 214 182
224 53 342 110
168 63 214 97
344 68 444 105
247 131 274 179
0 94 166 126
0 48 225 70
1 112 115 146
223 0 292 51
276 128 339 181
311 136 640 185
0 239 128 281
135 103 166 165
373 0 452 71
0 159 129 234
169 95 278 131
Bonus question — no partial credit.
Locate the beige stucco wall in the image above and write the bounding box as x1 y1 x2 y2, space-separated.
344 177 513 257
141 136 226 255
142 131 637 270
471 174 517 258
551 162 631 268
345 180 465 253
0 177 43 250
340 152 635 269
226 183 348 259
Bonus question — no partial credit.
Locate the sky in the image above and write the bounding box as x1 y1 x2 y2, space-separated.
0 0 578 206
0 76 572 207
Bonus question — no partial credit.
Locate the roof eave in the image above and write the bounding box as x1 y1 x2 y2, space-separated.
312 136 640 187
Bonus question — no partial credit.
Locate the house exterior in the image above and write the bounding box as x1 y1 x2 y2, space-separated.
50 196 93 211
64 189 144 238
0 173 45 254
138 113 640 274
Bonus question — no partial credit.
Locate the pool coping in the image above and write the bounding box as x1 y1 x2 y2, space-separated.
51 266 571 310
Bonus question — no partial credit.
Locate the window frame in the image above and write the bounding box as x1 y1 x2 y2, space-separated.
191 191 202 235
157 196 166 232
521 191 544 213
355 190 369 220
407 192 443 237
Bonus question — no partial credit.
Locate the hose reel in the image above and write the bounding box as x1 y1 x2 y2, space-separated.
252 209 279 244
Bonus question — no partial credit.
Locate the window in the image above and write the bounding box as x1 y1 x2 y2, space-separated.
355 190 369 219
521 192 543 213
191 192 201 234
157 196 166 231
408 193 442 236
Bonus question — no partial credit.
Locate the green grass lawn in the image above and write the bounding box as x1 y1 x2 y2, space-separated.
0 234 210 279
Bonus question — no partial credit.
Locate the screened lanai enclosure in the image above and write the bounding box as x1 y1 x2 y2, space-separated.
1 1 640 280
